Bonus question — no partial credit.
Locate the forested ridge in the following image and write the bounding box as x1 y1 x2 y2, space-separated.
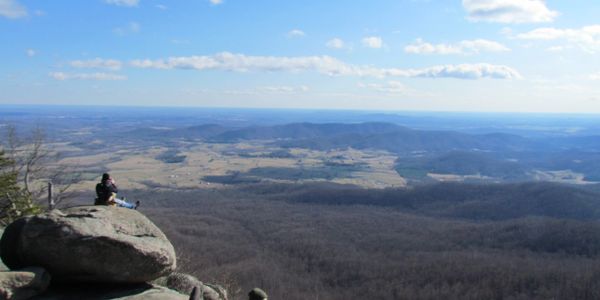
115 181 600 300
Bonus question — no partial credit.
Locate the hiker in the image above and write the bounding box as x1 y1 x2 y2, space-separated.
95 173 140 209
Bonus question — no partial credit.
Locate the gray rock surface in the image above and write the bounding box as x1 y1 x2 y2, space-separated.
165 273 227 300
166 272 203 295
0 267 51 300
30 283 189 300
0 206 176 283
0 227 7 271
203 283 228 300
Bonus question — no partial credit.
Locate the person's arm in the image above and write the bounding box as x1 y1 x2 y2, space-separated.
108 182 118 194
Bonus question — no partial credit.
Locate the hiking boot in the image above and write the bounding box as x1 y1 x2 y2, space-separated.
134 201 140 209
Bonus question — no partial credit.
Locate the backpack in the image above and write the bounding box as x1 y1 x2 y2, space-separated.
95 183 107 205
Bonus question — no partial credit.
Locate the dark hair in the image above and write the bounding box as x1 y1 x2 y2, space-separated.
102 173 110 182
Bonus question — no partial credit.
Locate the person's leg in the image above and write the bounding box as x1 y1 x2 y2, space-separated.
113 197 137 209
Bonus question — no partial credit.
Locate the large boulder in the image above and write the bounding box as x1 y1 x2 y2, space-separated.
0 267 51 300
0 206 176 283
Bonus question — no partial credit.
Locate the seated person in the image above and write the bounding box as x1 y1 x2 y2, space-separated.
95 173 140 209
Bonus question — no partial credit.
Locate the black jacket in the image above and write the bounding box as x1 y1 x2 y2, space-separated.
95 180 118 205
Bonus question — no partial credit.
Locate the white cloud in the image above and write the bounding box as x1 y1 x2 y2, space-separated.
70 58 123 70
462 0 558 24
114 22 141 36
130 52 522 80
500 27 513 36
0 0 27 19
209 0 223 5
171 39 190 45
155 4 167 10
590 72 600 81
516 25 600 53
25 49 36 57
49 72 127 81
382 63 522 80
545 45 566 52
105 0 139 7
362 36 383 49
326 38 345 49
223 85 309 96
257 85 309 93
287 29 306 38
405 38 510 55
358 81 410 94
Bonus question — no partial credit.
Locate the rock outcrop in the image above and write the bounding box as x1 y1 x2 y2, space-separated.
0 206 245 299
1 206 176 283
165 273 227 300
0 267 50 300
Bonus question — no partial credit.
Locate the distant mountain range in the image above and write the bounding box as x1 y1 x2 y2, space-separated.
122 122 600 182
126 121 600 153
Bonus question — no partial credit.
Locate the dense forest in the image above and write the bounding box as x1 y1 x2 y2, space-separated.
71 181 600 300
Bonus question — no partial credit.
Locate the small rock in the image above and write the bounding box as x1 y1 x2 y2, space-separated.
248 288 268 300
0 267 51 300
0 206 176 283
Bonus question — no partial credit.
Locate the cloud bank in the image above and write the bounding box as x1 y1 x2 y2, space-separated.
405 38 511 55
462 0 558 24
0 0 27 19
105 0 139 7
70 58 123 70
49 72 127 81
517 25 600 53
130 52 522 80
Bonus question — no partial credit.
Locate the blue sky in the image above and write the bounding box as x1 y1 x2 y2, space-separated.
1 0 599 112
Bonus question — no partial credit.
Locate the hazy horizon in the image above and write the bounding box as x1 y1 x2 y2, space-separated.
5 103 600 117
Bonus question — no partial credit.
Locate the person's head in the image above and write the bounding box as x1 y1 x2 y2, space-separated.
102 173 111 182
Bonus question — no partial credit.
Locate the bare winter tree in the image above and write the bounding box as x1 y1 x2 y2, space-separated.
2 125 77 212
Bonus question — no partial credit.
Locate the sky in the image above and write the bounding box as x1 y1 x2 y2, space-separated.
1 0 599 113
